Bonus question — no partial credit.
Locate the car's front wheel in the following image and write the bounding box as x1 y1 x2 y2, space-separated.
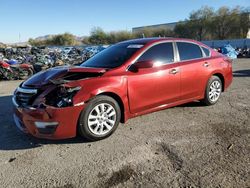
202 76 222 105
78 95 121 141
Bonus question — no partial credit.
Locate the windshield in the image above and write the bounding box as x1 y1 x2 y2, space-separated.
81 43 143 68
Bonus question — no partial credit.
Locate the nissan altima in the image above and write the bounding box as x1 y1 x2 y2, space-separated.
12 38 233 140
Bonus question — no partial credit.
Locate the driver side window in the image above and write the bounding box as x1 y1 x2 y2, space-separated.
137 42 174 64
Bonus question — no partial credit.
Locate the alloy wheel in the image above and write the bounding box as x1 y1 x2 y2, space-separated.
87 103 116 136
209 80 221 102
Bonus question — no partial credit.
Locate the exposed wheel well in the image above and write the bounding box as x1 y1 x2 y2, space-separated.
97 92 125 123
213 73 225 92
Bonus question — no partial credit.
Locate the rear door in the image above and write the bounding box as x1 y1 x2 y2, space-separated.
127 42 181 114
176 42 211 100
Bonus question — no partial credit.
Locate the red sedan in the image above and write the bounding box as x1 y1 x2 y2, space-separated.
13 38 233 140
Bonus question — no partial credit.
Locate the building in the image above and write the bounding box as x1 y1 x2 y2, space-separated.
132 22 183 33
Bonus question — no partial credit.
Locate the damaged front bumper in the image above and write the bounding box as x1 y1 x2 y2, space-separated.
12 96 85 139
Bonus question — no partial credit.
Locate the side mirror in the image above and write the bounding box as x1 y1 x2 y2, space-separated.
127 60 154 72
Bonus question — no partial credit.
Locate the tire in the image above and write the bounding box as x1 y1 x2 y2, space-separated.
202 76 222 106
20 68 33 80
27 68 34 77
3 69 14 80
78 95 121 141
0 68 5 80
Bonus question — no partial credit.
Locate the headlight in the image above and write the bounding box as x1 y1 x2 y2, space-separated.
57 86 81 107
45 86 81 107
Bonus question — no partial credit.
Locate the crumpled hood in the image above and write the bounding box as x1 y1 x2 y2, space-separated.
22 66 106 87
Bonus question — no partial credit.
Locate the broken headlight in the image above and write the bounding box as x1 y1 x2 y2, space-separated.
46 86 81 107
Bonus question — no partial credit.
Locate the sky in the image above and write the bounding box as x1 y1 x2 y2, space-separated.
0 0 248 43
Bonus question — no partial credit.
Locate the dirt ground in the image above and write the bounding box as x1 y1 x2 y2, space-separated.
0 59 249 188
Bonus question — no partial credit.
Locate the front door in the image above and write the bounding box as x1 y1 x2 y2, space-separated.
126 42 181 114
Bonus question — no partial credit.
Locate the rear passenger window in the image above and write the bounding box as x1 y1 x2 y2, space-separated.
202 47 210 57
177 42 203 61
137 43 174 64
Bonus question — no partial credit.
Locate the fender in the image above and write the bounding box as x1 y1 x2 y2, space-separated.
202 69 226 95
70 76 130 122
207 70 225 90
0 61 10 69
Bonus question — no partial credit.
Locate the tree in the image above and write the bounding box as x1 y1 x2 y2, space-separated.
29 33 77 46
28 38 46 46
212 7 233 39
174 6 249 40
189 6 214 40
50 33 76 46
174 21 196 39
82 36 90 45
89 27 109 45
133 27 175 38
107 30 135 44
210 6 249 40
239 10 250 38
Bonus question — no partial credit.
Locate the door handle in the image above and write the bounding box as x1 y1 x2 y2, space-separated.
203 62 210 67
169 68 179 74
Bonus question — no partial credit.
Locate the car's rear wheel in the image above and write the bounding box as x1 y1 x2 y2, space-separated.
78 95 121 141
202 76 222 105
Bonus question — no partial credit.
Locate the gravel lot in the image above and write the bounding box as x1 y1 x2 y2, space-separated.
0 59 249 188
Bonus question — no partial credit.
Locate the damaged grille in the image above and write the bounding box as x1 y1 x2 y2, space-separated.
14 87 38 107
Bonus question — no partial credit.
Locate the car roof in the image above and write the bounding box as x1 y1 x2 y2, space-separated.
119 37 205 46
118 37 170 45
